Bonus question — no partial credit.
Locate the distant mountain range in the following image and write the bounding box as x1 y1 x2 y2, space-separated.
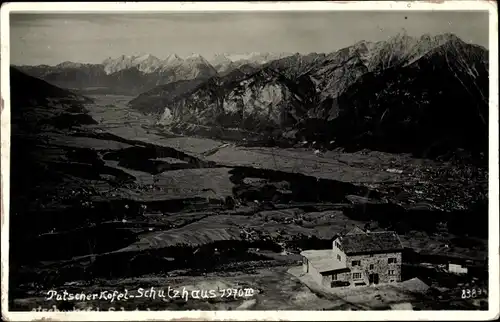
15 52 293 95
13 32 489 158
128 32 489 158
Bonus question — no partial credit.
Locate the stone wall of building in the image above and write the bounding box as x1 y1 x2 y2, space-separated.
347 252 402 285
321 271 350 287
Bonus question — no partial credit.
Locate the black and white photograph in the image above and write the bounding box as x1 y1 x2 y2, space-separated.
1 1 498 320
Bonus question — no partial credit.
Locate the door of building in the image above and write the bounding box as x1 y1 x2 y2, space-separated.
369 273 379 285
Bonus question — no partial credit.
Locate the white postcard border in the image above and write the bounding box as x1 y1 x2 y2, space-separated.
1 1 498 321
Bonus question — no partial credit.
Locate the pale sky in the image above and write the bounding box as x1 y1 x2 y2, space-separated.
10 11 489 66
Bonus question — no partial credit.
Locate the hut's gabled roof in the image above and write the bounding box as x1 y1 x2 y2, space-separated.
340 231 404 255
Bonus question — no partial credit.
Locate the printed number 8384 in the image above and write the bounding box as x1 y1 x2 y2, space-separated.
461 288 487 299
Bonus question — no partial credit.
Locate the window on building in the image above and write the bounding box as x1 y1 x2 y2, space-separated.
337 254 341 261
388 258 397 264
332 274 338 281
352 273 362 280
388 270 395 275
369 264 374 270
352 260 361 266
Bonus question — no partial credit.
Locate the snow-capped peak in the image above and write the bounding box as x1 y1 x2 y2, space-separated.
132 54 162 73
209 53 233 65
56 61 83 68
133 53 159 63
161 54 184 69
165 53 182 61
102 54 163 74
100 51 294 75
225 52 293 65
184 54 211 65
185 53 205 60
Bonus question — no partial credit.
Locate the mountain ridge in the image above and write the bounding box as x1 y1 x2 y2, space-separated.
14 52 295 95
13 32 489 159
15 33 485 96
127 33 488 160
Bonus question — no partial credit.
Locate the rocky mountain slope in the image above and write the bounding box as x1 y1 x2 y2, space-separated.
129 33 489 159
326 36 489 157
129 64 269 117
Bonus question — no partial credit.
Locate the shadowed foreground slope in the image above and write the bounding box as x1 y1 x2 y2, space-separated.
9 67 488 311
